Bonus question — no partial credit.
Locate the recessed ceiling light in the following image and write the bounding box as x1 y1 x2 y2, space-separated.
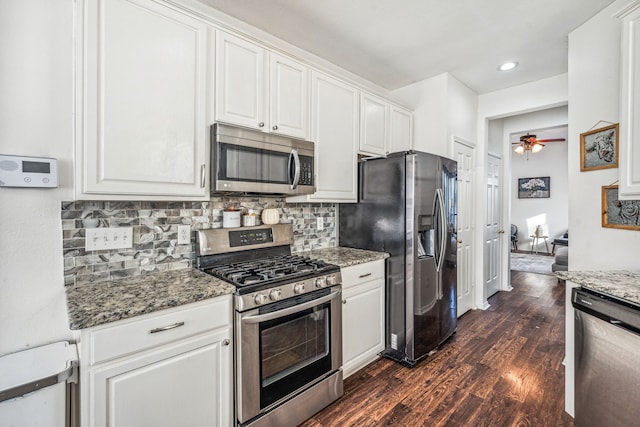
498 62 518 71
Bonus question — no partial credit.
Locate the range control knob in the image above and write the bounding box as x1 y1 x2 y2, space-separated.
293 283 306 294
269 289 282 301
326 275 337 286
315 277 327 288
254 293 268 305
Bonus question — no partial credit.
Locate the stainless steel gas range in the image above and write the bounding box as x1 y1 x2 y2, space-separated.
196 224 343 427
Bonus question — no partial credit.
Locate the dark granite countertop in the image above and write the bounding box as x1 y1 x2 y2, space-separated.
556 270 640 306
297 247 389 268
66 268 235 330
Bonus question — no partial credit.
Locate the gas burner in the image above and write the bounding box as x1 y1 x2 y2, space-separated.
239 274 266 285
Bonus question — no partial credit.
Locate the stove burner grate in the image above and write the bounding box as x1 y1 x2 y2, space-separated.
204 255 332 287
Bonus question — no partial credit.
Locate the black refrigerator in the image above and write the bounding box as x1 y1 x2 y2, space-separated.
339 151 457 366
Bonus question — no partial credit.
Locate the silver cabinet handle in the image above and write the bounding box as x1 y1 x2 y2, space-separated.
258 122 265 127
200 164 206 188
272 125 278 131
358 272 372 279
222 339 230 346
149 321 185 334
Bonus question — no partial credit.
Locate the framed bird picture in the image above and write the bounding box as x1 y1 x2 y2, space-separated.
581 123 619 171
602 185 640 230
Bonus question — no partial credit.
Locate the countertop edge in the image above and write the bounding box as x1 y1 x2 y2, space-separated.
66 268 235 330
555 270 640 306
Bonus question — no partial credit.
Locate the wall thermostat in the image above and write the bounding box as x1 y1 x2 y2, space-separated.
0 154 58 188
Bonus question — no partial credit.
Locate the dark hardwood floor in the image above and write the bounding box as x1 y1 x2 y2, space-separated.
301 271 573 427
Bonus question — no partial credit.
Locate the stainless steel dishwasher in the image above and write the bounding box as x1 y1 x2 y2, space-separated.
572 288 640 426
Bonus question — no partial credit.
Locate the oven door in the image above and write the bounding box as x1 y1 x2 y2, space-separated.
236 287 342 424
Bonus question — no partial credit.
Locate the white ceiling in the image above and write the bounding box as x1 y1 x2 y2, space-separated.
198 0 615 94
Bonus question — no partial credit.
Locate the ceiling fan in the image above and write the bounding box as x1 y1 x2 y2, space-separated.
512 133 566 156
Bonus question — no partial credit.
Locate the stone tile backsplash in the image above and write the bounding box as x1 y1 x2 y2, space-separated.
62 197 337 286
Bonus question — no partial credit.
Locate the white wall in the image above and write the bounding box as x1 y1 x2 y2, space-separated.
391 73 449 155
391 72 477 157
504 107 569 249
564 0 640 417
569 0 640 270
0 0 74 354
446 75 478 145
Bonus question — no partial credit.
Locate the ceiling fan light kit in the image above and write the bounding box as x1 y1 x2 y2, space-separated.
512 133 566 156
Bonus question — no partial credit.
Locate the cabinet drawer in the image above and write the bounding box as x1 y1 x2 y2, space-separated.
341 260 385 289
87 297 231 365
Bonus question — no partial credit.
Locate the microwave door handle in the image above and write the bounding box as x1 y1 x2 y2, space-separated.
290 149 301 190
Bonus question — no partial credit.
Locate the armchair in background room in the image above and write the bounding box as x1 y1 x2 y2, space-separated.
510 224 518 251
552 231 569 254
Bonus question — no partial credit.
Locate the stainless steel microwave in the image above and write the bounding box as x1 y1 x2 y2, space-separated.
211 123 315 196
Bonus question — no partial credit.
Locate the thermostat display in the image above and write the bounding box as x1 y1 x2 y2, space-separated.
0 154 58 188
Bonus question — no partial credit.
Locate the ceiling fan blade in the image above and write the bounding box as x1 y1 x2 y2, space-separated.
536 138 565 142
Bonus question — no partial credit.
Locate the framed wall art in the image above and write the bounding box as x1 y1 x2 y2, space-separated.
602 185 640 230
517 177 550 199
580 123 619 171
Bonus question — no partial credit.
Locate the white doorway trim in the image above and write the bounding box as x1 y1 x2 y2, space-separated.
477 74 568 310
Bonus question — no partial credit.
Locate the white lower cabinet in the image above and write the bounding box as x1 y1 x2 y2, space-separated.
341 260 385 378
78 297 232 427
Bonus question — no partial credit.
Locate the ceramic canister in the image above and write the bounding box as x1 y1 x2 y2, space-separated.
222 210 241 228
210 209 223 229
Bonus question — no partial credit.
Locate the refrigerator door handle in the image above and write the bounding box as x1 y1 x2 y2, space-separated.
435 188 447 274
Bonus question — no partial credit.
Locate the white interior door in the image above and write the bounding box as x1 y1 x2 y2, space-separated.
453 138 475 316
485 154 503 297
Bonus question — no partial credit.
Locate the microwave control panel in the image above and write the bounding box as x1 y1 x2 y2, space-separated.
299 155 313 186
0 154 58 188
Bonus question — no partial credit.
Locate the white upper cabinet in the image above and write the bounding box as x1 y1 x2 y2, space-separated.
359 93 389 156
288 72 359 202
270 53 310 139
77 0 210 200
359 93 413 156
215 31 309 139
389 105 413 153
215 30 266 130
619 4 640 199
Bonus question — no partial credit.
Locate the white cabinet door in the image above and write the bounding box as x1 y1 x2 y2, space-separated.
270 53 309 139
359 93 389 156
288 72 358 202
79 0 209 200
341 261 385 378
91 329 231 427
389 105 413 153
620 5 640 199
215 30 266 130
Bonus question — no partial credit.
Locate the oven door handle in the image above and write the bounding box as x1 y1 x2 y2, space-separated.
242 290 340 324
